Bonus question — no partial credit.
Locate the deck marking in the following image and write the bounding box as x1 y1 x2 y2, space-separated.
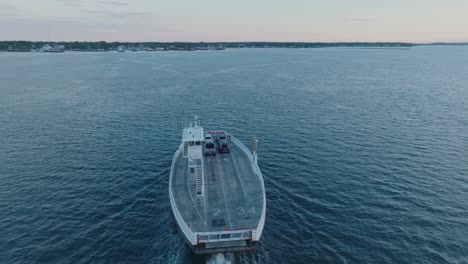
216 153 233 229
213 208 221 216
237 207 245 215
204 185 207 225
203 156 208 226
229 147 247 198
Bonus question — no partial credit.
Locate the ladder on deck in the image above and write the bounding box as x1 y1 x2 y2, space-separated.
194 159 204 196
183 142 188 158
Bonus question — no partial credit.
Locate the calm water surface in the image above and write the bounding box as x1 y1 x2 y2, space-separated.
1 47 467 263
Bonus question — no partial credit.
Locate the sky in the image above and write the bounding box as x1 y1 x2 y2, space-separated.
0 0 467 42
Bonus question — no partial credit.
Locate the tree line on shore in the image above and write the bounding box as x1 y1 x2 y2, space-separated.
0 40 415 51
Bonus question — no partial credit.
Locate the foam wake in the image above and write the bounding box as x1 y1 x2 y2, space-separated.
206 253 233 264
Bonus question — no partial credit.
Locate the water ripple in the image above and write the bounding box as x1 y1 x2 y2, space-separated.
1 48 468 263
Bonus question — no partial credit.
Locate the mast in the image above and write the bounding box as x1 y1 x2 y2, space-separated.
253 137 258 165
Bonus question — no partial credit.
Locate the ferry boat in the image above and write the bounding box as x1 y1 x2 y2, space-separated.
40 44 65 53
169 117 266 254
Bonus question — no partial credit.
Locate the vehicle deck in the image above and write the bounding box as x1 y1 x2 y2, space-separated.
171 141 263 233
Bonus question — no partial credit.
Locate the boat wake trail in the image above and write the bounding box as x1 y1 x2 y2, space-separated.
206 253 233 264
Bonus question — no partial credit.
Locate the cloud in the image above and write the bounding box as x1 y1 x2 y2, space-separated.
56 0 83 7
0 3 18 15
0 3 17 11
0 16 160 40
81 10 152 17
98 0 129 6
349 18 370 22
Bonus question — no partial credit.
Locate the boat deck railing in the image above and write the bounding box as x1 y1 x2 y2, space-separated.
197 229 253 243
229 134 266 242
228 135 253 160
170 146 197 245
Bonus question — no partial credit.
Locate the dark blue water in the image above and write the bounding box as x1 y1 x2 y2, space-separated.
1 47 467 264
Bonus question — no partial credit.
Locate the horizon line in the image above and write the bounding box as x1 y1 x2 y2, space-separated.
2 40 468 44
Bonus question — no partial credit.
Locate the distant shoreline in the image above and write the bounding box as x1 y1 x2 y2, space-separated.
0 41 466 52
